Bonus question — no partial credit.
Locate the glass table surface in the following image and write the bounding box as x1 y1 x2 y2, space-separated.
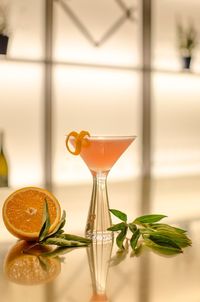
0 177 200 302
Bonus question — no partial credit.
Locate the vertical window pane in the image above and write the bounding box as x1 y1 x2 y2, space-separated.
53 0 141 67
6 0 45 59
0 62 44 187
152 72 200 176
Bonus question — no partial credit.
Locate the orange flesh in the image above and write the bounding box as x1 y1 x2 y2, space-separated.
5 190 57 233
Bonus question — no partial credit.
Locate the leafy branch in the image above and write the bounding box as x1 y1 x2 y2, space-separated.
108 209 192 256
25 199 91 253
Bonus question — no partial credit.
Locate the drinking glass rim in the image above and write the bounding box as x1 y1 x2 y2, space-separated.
85 135 137 140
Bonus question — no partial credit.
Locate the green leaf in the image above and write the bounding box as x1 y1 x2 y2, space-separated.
39 199 51 242
128 223 137 233
107 222 126 232
144 238 183 255
150 223 187 234
109 209 127 222
148 233 182 250
57 233 91 244
152 230 191 248
47 210 66 238
43 237 89 247
134 214 167 224
116 226 128 249
130 229 141 250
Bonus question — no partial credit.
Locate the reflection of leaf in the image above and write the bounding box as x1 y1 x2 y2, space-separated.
110 240 129 267
38 256 50 272
130 244 143 257
42 246 75 258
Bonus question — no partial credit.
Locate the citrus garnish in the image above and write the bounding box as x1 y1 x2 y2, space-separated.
2 187 61 241
66 130 90 155
90 294 108 302
4 240 61 285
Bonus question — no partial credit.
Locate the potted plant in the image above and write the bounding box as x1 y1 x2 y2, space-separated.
0 6 9 55
177 22 198 70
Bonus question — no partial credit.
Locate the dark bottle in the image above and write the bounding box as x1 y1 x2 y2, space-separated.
0 131 9 187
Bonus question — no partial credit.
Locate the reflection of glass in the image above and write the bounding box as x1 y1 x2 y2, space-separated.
87 239 113 302
72 136 136 240
4 241 61 285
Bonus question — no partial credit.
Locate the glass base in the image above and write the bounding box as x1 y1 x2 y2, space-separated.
86 231 113 242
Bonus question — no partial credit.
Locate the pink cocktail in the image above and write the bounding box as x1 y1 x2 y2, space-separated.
70 135 136 240
79 137 134 174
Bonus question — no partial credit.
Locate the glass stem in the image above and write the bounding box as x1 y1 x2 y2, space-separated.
85 172 113 240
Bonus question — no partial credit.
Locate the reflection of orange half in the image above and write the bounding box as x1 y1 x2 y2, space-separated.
4 240 61 285
90 294 108 302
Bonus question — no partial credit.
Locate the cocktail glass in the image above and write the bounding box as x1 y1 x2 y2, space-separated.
71 135 136 240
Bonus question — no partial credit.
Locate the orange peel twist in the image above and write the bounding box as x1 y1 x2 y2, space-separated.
66 130 90 155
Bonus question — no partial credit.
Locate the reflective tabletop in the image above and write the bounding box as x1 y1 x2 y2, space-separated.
0 176 200 302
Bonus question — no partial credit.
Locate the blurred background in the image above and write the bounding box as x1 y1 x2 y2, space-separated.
0 0 200 232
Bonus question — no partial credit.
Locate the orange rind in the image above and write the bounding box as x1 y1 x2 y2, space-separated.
66 130 90 155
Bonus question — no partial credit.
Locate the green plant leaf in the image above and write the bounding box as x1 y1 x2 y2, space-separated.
151 230 191 248
150 223 187 234
57 233 91 244
133 214 167 224
130 229 141 250
144 238 183 255
109 209 127 222
148 233 182 250
107 222 126 232
47 210 66 238
128 223 137 233
116 225 128 249
39 199 51 242
43 237 89 247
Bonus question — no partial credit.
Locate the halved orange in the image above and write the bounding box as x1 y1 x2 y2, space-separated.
4 240 61 285
2 187 61 241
